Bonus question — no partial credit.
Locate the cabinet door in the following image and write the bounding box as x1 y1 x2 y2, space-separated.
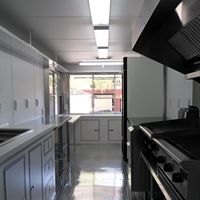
81 120 100 141
12 56 35 124
34 64 44 117
4 156 26 200
29 144 43 200
108 119 122 141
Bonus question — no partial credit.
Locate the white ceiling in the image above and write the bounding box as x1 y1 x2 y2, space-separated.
0 0 156 65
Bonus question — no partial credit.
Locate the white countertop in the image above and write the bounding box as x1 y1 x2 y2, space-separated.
0 113 121 159
0 122 54 162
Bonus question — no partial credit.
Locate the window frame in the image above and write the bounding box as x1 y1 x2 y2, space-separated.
69 73 122 114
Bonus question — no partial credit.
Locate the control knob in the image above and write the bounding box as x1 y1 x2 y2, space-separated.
172 173 184 183
157 156 166 164
163 163 174 172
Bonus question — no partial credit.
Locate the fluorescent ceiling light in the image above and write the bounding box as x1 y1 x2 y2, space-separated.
89 0 110 25
94 28 109 47
80 59 122 62
79 61 123 66
98 48 108 59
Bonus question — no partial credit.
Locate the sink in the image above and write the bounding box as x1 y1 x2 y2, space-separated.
0 128 32 145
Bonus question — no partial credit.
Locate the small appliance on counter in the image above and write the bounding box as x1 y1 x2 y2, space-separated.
178 106 199 120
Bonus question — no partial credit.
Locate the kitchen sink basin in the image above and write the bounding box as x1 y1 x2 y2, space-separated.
0 128 32 146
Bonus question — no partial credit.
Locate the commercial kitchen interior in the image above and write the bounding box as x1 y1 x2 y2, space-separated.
1 0 200 200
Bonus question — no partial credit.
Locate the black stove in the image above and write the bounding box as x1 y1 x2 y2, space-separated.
138 119 200 200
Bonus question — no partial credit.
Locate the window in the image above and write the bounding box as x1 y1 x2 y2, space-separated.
70 74 122 114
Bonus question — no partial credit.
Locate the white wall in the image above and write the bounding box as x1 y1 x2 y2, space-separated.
127 57 164 118
166 68 193 119
0 49 45 126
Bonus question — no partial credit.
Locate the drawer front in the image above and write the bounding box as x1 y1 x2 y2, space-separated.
43 136 53 156
45 177 55 200
44 157 54 180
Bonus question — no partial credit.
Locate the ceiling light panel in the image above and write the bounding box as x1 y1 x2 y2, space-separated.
89 0 111 25
79 61 123 66
98 48 108 58
94 29 109 47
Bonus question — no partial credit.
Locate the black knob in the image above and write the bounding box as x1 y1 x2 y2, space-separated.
163 163 174 172
157 156 166 164
172 173 184 183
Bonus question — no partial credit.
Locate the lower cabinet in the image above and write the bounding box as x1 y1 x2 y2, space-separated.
76 117 122 143
29 144 43 200
0 131 55 200
108 119 122 141
4 156 26 200
81 120 100 141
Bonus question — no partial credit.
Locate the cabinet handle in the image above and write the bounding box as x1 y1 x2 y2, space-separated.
109 129 114 132
94 129 99 132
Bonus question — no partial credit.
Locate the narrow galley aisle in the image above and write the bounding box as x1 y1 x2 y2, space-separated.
55 145 134 200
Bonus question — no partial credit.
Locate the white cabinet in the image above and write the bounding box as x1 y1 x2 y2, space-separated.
29 144 43 200
34 65 44 117
108 119 122 141
4 156 26 200
0 131 55 200
74 116 122 144
81 120 100 141
12 56 35 124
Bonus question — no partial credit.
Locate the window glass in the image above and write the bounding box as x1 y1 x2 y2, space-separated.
70 74 122 114
70 75 93 113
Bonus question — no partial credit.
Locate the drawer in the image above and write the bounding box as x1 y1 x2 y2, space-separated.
43 136 53 156
45 177 55 200
44 157 54 180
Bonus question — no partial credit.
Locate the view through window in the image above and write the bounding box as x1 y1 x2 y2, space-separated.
70 74 122 114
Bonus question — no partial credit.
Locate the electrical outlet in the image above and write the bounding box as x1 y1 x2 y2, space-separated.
25 99 29 109
41 108 44 115
35 98 39 107
14 100 19 111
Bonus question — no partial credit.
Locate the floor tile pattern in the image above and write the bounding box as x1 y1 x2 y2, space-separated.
55 145 143 200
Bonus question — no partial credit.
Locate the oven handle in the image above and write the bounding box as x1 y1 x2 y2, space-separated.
141 152 173 200
139 125 153 139
153 139 189 165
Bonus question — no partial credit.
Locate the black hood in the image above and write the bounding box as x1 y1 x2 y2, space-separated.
133 0 200 82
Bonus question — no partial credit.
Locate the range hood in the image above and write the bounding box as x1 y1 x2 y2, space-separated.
133 0 200 82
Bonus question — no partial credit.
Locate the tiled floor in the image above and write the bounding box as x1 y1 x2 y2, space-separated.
55 144 139 200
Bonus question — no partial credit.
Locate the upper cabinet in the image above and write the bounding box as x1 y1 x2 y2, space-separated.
12 56 35 124
34 65 45 117
0 51 12 126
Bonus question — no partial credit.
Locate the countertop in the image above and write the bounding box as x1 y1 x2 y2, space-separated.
127 117 165 126
0 114 73 160
0 122 54 161
0 113 121 159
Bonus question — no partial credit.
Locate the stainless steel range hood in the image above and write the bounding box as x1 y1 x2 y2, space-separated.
133 0 200 82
